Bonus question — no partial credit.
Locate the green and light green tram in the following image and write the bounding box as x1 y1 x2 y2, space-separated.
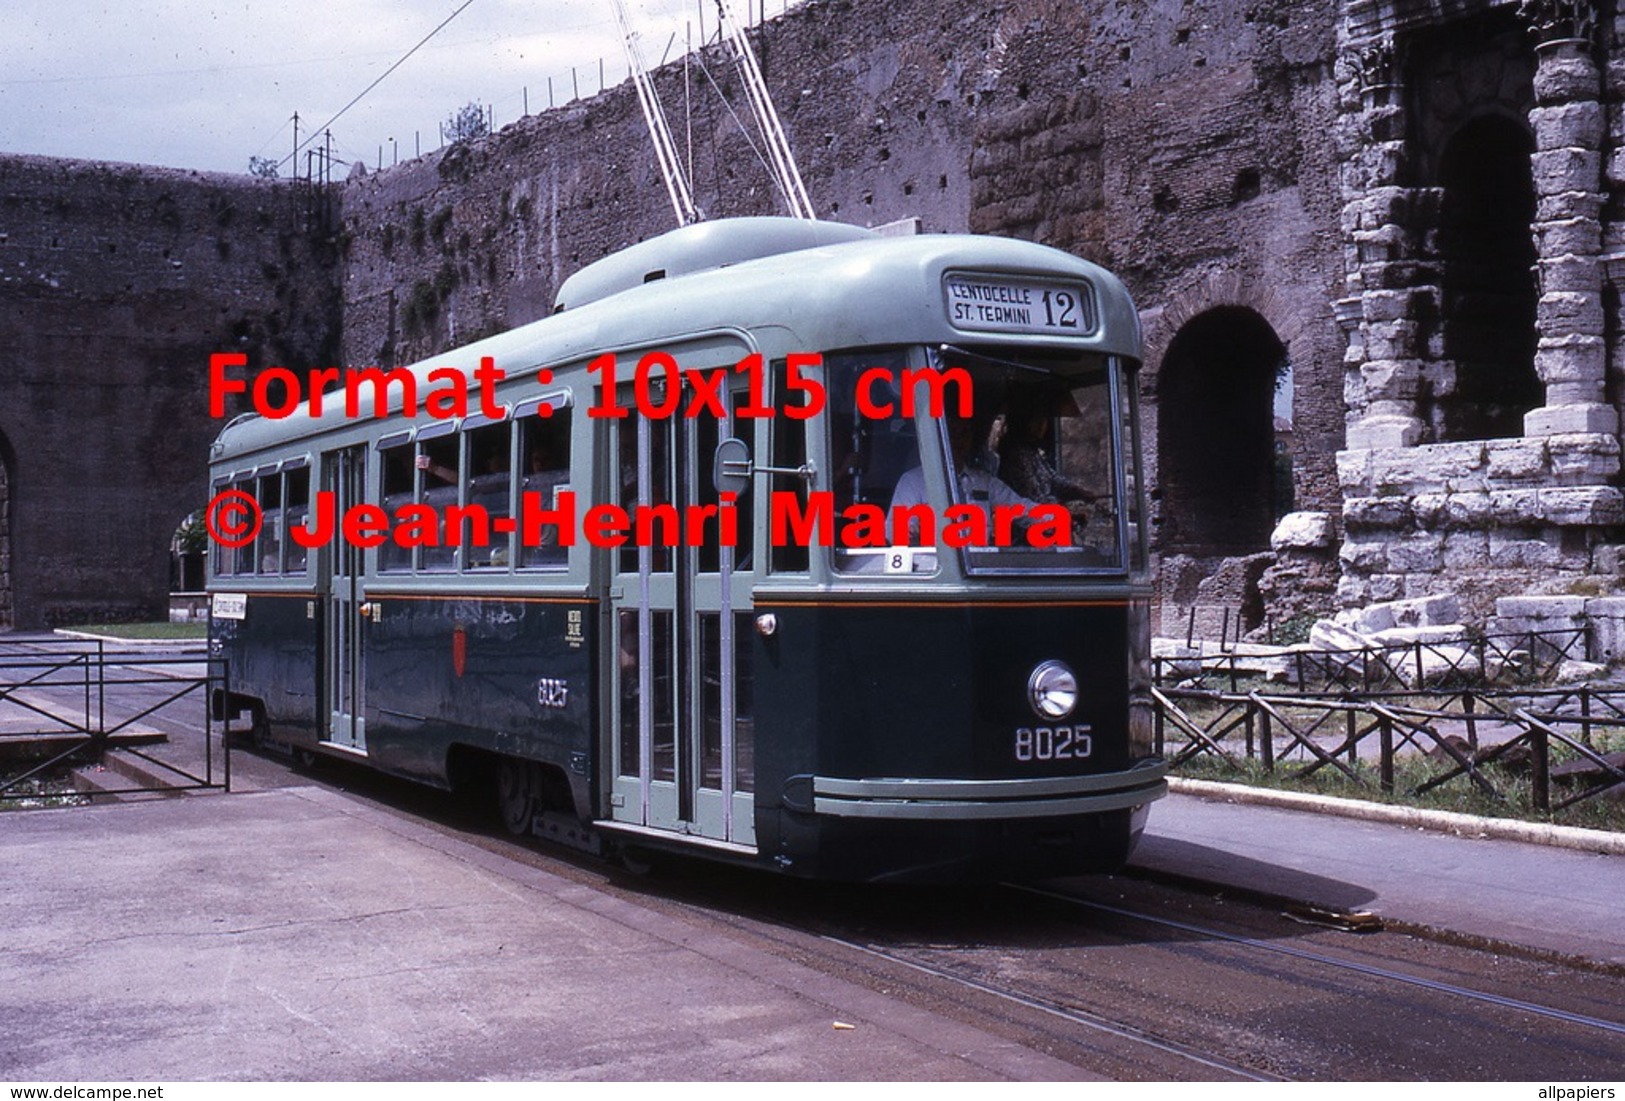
208 217 1166 881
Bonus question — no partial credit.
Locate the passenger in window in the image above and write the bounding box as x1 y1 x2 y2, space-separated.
418 451 507 482
416 453 458 484
999 391 1097 507
999 391 1098 539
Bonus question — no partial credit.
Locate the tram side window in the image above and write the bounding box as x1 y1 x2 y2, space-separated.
1120 370 1149 573
519 415 571 570
614 415 674 575
212 484 239 577
769 362 807 574
419 434 459 572
284 467 310 574
379 445 414 573
256 474 282 574
232 481 257 577
465 421 512 569
825 349 933 574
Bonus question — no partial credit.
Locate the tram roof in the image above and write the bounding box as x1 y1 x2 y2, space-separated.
212 217 1140 462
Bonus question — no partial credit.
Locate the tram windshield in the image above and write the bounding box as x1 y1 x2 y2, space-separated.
825 346 1144 575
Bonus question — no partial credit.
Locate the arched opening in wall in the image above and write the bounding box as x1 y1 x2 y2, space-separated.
1432 114 1539 442
171 510 207 594
1157 307 1287 557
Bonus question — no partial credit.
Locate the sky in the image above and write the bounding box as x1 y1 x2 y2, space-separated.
1 0 798 177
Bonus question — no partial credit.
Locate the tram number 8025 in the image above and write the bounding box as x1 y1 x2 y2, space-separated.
1014 725 1093 763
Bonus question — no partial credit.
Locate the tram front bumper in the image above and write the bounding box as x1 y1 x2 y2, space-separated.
806 758 1167 820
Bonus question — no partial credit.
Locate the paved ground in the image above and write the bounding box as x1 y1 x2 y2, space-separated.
0 786 1087 1082
1133 793 1625 967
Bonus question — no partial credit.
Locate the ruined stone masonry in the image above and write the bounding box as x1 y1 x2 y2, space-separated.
1330 1 1620 624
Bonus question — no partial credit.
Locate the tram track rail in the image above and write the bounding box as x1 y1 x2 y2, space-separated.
1008 883 1625 1039
820 930 1285 1081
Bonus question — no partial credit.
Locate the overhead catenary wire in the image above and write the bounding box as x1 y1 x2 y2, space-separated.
279 0 480 172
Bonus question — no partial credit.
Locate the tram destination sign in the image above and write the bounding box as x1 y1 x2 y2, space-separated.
943 274 1095 336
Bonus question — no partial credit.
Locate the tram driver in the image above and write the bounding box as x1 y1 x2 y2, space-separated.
889 414 1037 537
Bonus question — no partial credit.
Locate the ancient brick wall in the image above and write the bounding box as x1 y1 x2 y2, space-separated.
0 156 340 627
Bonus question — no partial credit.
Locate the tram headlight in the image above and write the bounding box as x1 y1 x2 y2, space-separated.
1027 660 1078 720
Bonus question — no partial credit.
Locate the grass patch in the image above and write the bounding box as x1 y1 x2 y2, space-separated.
0 771 88 810
1174 753 1625 832
62 622 208 641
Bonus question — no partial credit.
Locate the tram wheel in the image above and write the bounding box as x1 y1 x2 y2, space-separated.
496 758 537 836
617 844 656 876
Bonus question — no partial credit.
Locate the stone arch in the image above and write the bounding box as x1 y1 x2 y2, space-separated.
1429 112 1540 441
1156 306 1287 556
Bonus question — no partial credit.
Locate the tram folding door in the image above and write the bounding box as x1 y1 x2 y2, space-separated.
322 446 368 753
608 371 756 847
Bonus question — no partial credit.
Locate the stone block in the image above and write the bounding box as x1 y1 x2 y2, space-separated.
1363 325 1419 362
1443 492 1493 528
1345 496 1413 531
1497 595 1580 628
1496 538 1567 569
1537 190 1604 222
1386 534 1444 573
1534 333 1605 384
1537 486 1625 526
1339 538 1389 572
1554 659 1609 684
1344 415 1421 449
1534 54 1602 106
1361 289 1414 323
1311 618 1370 652
1368 574 1405 603
1486 439 1550 484
1530 101 1606 148
1441 531 1492 569
1336 448 1374 495
1411 493 1448 527
1537 255 1601 293
1531 149 1603 190
1536 290 1606 335
1525 403 1620 437
1546 432 1622 484
1370 439 1484 495
1489 489 1542 526
1536 217 1604 258
1584 597 1625 662
1594 545 1625 574
1270 511 1334 551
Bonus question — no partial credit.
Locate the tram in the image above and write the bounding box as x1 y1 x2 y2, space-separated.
207 217 1166 881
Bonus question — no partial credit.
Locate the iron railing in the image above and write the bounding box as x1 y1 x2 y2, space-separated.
1154 684 1625 815
0 637 232 803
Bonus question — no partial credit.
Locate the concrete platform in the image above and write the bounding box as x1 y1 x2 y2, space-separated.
0 787 1085 1081
1135 791 1625 967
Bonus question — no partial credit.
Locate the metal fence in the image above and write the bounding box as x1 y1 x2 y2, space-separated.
0 638 232 804
1154 684 1625 815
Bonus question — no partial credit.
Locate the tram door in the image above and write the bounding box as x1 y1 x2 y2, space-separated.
322 446 367 752
609 371 756 846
